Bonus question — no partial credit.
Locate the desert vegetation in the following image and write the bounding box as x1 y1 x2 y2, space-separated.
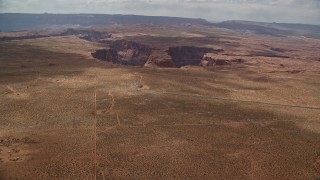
0 15 320 179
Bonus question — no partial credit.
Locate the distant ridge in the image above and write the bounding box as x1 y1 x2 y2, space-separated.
0 13 210 32
214 20 320 38
1 14 320 38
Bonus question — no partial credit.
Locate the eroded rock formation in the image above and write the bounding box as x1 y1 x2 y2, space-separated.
91 49 118 62
110 40 152 66
145 53 175 68
91 40 152 66
200 55 244 67
167 46 223 67
92 42 234 68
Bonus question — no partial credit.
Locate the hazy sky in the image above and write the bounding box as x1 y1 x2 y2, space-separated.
0 0 319 24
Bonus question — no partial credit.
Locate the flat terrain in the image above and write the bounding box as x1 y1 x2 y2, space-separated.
0 25 320 179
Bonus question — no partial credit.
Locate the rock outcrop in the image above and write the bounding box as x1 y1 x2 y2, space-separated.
109 40 152 66
91 40 152 66
92 41 243 68
200 55 244 67
144 53 175 68
91 49 118 62
167 46 223 68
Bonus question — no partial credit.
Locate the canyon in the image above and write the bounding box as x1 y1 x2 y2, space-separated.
0 17 320 180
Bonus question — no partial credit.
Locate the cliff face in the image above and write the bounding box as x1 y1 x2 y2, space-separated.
145 53 176 68
110 40 152 66
91 38 241 68
91 49 118 62
167 46 223 68
91 42 228 68
200 55 244 67
91 40 152 66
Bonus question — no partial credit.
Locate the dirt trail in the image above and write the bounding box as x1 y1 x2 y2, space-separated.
92 88 121 179
0 86 15 96
139 75 143 84
6 86 15 93
108 91 121 126
91 77 97 180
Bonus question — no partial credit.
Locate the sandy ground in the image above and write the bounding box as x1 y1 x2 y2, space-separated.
0 26 320 179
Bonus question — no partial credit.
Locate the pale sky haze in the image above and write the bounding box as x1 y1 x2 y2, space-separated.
0 0 319 24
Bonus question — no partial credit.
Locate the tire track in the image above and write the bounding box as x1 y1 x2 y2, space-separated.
108 91 121 126
91 77 97 180
92 90 119 179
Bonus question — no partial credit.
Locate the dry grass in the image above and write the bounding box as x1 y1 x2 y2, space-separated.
0 25 320 179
